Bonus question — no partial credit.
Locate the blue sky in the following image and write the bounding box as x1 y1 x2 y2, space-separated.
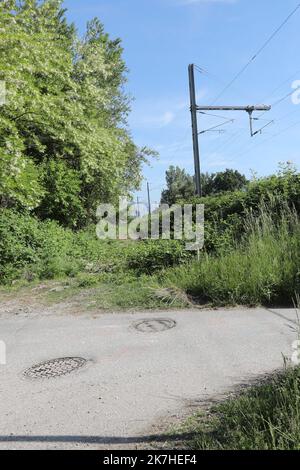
64 0 300 206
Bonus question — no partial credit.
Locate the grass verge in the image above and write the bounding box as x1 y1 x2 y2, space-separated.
161 204 300 306
181 366 300 450
1 202 299 310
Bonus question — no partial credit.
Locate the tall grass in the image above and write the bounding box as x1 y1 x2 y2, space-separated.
186 366 300 450
163 202 300 306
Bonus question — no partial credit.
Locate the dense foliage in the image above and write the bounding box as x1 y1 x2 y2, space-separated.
0 209 190 283
188 165 300 252
161 166 248 204
164 204 300 306
161 166 195 205
0 0 151 227
0 2 299 309
1 170 299 292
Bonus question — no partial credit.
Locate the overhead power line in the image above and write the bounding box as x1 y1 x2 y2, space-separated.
199 119 234 135
188 64 271 195
234 118 300 162
194 64 224 84
258 69 300 104
206 128 247 155
211 3 300 104
259 85 300 117
270 85 300 109
212 107 297 164
230 111 300 162
199 111 234 120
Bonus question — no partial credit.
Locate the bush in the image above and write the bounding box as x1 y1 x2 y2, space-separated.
125 240 193 275
0 210 81 283
185 171 300 253
163 204 300 306
0 210 193 284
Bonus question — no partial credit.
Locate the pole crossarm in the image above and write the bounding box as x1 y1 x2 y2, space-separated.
188 64 272 197
195 105 271 112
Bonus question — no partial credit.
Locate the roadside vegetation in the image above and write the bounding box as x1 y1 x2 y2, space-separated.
1 0 300 455
163 200 300 306
1 167 299 310
181 366 300 450
0 2 299 311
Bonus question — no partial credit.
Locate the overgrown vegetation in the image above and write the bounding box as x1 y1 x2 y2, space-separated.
183 366 300 450
0 2 299 311
0 208 189 284
1 0 300 454
161 166 248 205
0 0 154 227
0 169 299 310
162 201 300 306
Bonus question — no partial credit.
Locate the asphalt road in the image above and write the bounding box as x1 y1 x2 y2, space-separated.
0 307 299 449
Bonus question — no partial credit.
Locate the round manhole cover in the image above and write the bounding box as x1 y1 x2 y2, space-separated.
134 318 176 333
24 357 87 379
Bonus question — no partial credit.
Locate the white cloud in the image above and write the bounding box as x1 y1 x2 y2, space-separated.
130 91 208 130
161 111 176 126
145 111 175 128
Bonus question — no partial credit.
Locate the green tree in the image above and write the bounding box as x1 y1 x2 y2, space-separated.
161 166 248 203
211 169 248 194
161 166 195 205
0 0 151 226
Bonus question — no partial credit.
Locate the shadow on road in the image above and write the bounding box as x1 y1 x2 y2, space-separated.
0 433 193 445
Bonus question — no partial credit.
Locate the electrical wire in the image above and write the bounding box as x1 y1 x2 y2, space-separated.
210 3 300 104
198 111 234 121
270 86 300 109
194 64 224 85
194 63 250 103
209 106 297 163
258 70 300 104
230 112 300 162
259 85 300 118
203 127 249 157
199 119 234 135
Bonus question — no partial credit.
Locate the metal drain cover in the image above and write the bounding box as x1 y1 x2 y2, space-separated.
134 318 176 333
24 357 87 379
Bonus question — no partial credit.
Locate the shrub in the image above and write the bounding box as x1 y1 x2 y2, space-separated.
0 210 80 283
183 172 300 253
0 210 193 284
125 240 193 275
163 204 300 306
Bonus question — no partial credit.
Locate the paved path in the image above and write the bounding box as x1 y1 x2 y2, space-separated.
0 307 299 449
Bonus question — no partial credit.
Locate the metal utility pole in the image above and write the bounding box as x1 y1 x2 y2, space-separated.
188 64 202 196
136 197 140 218
147 182 151 216
188 64 271 196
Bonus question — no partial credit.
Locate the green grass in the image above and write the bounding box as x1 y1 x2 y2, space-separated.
21 274 188 311
1 201 299 309
161 204 300 306
182 366 300 450
45 281 164 311
0 209 190 285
